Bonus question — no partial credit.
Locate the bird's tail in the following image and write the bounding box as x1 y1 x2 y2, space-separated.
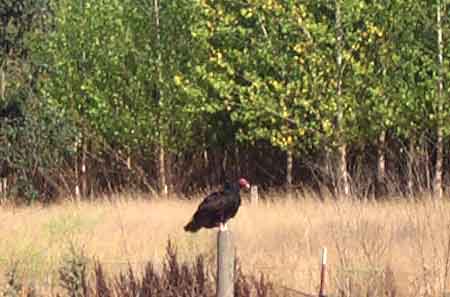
184 220 201 232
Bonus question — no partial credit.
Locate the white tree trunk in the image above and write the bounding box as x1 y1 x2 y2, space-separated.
407 138 415 196
1 62 7 195
126 152 132 187
286 148 293 199
376 130 387 197
423 138 431 191
159 145 167 195
75 146 80 198
0 63 6 194
335 0 350 197
203 149 209 169
154 0 168 196
286 149 293 187
434 0 444 199
377 131 386 183
0 62 5 101
81 139 87 197
435 130 443 198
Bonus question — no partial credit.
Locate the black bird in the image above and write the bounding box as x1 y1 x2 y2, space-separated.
184 178 251 232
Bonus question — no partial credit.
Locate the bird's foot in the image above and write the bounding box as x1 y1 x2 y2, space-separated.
219 223 228 232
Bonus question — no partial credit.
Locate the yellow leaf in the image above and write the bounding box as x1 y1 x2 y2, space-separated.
294 44 303 53
174 75 182 86
287 136 293 145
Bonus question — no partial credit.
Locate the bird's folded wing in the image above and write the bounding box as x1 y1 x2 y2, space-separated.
197 191 226 211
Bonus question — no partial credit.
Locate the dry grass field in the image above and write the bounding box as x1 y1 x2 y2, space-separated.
2 192 450 296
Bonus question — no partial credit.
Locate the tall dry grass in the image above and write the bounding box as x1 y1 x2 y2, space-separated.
2 192 450 296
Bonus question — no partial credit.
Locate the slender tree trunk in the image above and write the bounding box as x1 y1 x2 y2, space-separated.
234 145 240 178
127 155 132 171
0 62 6 194
126 152 132 188
154 0 167 196
324 149 332 184
75 133 87 198
434 0 444 199
222 149 228 179
377 131 386 182
407 137 415 197
423 137 431 192
338 144 349 196
435 127 444 198
376 130 387 197
0 62 5 100
158 145 167 195
75 145 80 198
203 148 209 186
286 148 293 198
203 149 209 169
81 138 87 197
286 149 293 187
74 1 87 199
378 131 386 182
335 0 350 197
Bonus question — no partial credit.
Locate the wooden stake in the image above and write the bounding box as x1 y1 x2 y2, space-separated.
319 247 327 297
217 230 234 297
250 185 258 205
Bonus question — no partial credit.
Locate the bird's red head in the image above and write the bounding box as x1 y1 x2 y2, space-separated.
238 178 251 190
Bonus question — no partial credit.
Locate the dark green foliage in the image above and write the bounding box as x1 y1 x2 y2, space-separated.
0 0 51 94
1 0 38 58
0 101 78 202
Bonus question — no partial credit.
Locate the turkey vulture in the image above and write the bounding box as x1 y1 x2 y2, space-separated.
184 178 251 232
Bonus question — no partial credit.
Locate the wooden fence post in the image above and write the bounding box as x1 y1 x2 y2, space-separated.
319 247 327 297
217 230 234 297
250 185 259 205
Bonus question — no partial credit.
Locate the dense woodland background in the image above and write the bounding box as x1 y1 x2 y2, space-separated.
0 0 449 202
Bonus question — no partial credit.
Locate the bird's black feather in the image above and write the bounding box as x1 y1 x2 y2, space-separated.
184 180 244 232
